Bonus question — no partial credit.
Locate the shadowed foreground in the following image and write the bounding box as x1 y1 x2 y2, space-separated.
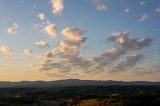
0 85 160 106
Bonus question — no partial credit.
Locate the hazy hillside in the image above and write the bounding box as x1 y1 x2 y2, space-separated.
0 79 160 88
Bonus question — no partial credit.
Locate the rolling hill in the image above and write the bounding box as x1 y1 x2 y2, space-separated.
0 79 160 88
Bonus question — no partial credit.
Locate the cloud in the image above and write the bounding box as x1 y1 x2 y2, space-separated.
24 49 33 57
92 0 107 11
139 1 147 6
108 32 153 50
36 51 55 63
35 31 152 74
0 45 13 55
94 47 126 61
92 46 127 72
37 13 46 21
6 23 19 35
50 0 64 15
124 8 130 13
155 8 160 14
93 32 152 72
139 14 148 22
113 54 143 72
44 24 57 37
35 27 91 72
61 27 86 42
33 21 51 32
35 41 49 47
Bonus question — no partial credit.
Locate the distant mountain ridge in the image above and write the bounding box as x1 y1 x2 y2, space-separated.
0 79 160 88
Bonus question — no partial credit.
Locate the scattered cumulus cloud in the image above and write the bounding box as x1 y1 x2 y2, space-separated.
33 21 51 31
35 30 152 73
24 49 33 57
92 32 152 72
50 0 64 15
0 45 13 55
6 23 19 35
139 14 148 22
44 23 57 37
124 8 130 13
108 32 152 50
61 28 86 42
155 8 160 14
35 27 91 72
96 4 107 11
37 13 46 21
92 0 107 11
113 54 143 72
35 41 49 47
33 21 58 38
139 1 147 6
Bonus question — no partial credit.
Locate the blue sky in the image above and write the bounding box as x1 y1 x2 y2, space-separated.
0 0 160 81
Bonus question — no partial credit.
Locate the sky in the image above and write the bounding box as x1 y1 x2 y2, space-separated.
0 0 160 82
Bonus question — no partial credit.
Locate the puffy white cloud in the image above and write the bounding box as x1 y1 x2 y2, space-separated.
124 8 130 13
139 1 147 6
108 32 152 50
35 30 153 74
35 27 91 72
36 51 55 64
50 0 64 15
24 49 33 57
35 41 49 47
0 45 13 55
7 28 15 35
44 24 57 37
139 14 148 22
93 32 152 72
96 4 107 11
37 13 46 20
6 23 19 35
155 8 160 14
61 27 86 42
92 0 107 11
